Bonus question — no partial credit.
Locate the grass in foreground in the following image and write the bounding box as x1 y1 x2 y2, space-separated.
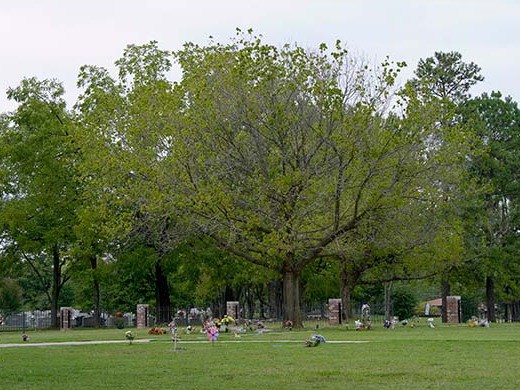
1 322 519 389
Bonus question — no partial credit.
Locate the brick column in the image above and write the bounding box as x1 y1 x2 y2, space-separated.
446 296 461 323
226 301 240 320
60 307 73 331
328 299 342 325
136 304 150 328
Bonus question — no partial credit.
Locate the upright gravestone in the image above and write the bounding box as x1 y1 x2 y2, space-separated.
446 296 462 323
136 304 150 328
60 307 73 331
328 299 342 325
226 301 240 320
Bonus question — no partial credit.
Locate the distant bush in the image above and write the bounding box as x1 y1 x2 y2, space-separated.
0 278 23 318
392 288 417 320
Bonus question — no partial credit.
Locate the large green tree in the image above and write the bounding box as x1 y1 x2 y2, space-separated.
334 192 465 320
75 41 191 323
406 50 485 321
461 91 520 321
169 32 468 326
0 78 78 328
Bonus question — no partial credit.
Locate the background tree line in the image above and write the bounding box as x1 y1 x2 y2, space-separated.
1 31 518 327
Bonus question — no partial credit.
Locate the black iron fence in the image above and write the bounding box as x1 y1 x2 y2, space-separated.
0 310 135 331
3 300 514 332
0 311 54 331
0 307 401 331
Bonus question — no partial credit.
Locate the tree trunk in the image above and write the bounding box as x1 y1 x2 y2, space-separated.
384 282 393 321
255 285 267 319
514 301 520 321
339 259 358 322
90 256 101 328
486 276 496 322
219 285 237 317
268 280 282 320
244 286 255 319
224 285 236 303
282 266 303 327
155 260 172 324
50 245 61 329
441 276 451 323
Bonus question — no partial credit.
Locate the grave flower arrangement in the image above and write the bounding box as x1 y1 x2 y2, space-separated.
205 321 219 343
125 330 135 344
220 315 234 332
304 334 326 347
148 327 167 335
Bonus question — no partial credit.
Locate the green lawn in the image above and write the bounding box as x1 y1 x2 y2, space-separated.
1 322 519 389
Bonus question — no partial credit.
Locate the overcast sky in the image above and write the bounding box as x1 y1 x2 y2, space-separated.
1 0 519 112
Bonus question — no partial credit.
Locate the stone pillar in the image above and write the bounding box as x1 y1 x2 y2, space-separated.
446 296 461 323
60 307 73 331
226 301 240 320
328 299 342 325
136 304 150 328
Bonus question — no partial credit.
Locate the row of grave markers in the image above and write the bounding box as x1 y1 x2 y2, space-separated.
59 298 462 330
59 303 240 330
327 296 462 325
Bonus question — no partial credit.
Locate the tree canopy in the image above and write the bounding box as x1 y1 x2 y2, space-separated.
163 33 473 325
0 78 78 327
0 33 518 326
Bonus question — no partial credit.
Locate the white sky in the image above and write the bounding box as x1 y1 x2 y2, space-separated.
1 0 519 112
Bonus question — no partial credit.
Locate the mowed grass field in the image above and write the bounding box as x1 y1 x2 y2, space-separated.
1 321 519 389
